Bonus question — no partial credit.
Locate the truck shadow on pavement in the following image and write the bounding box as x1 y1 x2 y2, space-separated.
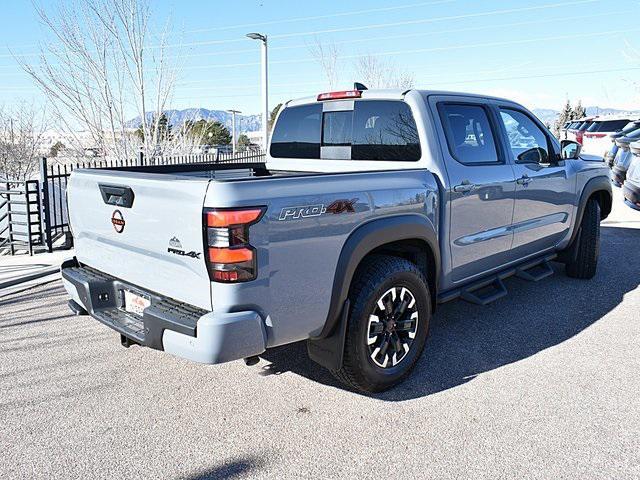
259 225 640 400
186 456 265 480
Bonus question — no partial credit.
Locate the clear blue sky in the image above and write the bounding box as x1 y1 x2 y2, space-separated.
2 0 640 116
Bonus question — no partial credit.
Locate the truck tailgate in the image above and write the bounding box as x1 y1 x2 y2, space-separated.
68 170 212 310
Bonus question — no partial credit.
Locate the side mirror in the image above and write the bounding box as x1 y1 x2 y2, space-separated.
516 147 549 164
561 140 581 160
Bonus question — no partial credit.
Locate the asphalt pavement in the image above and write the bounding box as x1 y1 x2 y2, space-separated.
1 189 639 479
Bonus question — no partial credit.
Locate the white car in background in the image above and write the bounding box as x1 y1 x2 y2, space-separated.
581 116 636 156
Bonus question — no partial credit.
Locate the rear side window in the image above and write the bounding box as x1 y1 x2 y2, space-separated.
438 103 500 165
351 101 421 161
270 104 322 158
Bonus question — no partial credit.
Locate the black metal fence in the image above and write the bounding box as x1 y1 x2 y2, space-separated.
35 149 266 254
0 180 43 255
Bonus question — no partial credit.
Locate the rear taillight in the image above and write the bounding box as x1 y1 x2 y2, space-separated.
204 207 265 283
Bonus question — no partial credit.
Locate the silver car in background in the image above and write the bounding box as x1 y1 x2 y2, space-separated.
610 128 640 187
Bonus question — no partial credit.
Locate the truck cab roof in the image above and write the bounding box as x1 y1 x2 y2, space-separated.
285 88 519 108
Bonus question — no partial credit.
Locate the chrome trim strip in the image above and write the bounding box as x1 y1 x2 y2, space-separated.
454 212 569 246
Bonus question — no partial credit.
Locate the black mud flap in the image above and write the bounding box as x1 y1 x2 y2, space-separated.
557 227 582 264
306 300 350 371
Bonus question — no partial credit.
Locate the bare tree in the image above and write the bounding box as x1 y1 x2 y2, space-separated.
17 0 181 161
355 55 415 89
309 39 341 90
0 103 48 180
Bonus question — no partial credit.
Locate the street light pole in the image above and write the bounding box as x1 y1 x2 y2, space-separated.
246 33 269 151
227 109 241 155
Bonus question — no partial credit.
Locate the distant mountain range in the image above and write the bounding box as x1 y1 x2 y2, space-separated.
532 107 640 126
126 108 262 133
127 106 640 133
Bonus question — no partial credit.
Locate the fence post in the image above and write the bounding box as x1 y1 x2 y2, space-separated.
39 157 53 253
5 181 15 256
26 181 35 256
137 151 144 166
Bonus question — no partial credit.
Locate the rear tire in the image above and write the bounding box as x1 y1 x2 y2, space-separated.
332 255 431 393
565 199 601 279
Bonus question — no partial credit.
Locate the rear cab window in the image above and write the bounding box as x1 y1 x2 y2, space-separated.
269 104 322 159
270 100 421 161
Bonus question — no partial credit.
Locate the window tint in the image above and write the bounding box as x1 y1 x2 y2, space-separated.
438 104 499 164
322 110 352 146
270 104 322 158
351 101 421 161
499 109 550 163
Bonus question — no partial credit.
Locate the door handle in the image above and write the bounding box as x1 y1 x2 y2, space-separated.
516 175 532 186
453 181 476 194
99 184 135 208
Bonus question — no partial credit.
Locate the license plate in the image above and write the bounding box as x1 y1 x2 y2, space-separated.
123 290 150 317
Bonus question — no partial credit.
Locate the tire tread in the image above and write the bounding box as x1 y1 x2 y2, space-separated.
332 255 429 392
566 199 600 279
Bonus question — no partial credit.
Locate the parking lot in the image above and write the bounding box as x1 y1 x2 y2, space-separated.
1 189 639 480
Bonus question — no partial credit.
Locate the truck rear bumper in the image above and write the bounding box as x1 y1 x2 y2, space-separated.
61 258 266 364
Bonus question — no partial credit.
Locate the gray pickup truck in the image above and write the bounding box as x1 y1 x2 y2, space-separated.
62 87 612 392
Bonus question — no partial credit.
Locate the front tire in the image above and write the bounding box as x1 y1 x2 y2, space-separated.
332 255 431 393
565 198 601 279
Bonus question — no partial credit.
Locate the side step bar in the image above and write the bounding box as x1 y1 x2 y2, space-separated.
516 259 554 282
461 278 508 306
438 253 557 306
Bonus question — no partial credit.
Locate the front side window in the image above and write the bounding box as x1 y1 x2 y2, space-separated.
438 103 499 165
270 104 322 159
499 109 550 163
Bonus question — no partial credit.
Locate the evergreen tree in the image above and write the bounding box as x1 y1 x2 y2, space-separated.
237 134 251 151
183 119 231 145
554 99 574 138
573 100 586 119
268 103 283 132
